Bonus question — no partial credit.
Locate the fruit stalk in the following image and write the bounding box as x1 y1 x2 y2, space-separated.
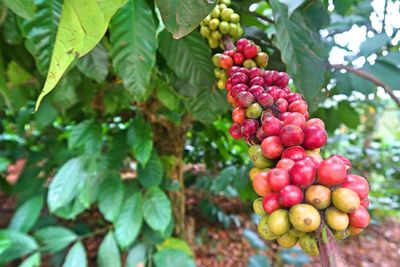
315 218 348 267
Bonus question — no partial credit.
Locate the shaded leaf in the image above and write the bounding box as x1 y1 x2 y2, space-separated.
155 0 216 39
0 230 38 264
157 238 193 256
2 0 35 19
97 172 124 222
137 152 164 188
333 0 353 16
127 115 153 166
62 241 87 267
154 249 195 267
280 0 306 16
9 196 43 233
363 61 400 91
142 187 172 232
77 43 109 83
34 226 77 253
97 232 121 267
126 243 148 267
359 33 389 56
68 120 102 154
36 0 128 110
19 252 40 267
338 101 360 129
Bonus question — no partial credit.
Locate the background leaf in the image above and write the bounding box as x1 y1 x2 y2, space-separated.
155 0 216 39
142 187 172 232
137 152 164 188
126 243 148 267
114 193 143 249
0 230 38 264
153 249 195 267
2 0 35 19
110 0 156 101
127 115 154 166
19 252 40 267
97 172 124 222
77 43 109 83
62 241 87 267
9 196 43 233
97 232 121 267
34 226 77 253
68 120 102 154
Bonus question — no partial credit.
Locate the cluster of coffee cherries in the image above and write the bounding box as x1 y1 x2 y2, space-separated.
200 0 244 49
220 38 371 256
211 39 268 90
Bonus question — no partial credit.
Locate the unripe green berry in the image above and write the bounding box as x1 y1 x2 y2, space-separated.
214 68 222 78
212 53 222 67
220 72 227 81
229 23 239 38
219 21 230 34
238 26 244 37
230 13 240 23
211 7 221 18
203 15 211 25
221 8 234 21
200 26 211 37
208 38 219 49
221 0 231 6
243 59 257 68
211 30 222 40
255 52 269 68
219 4 227 9
209 18 220 30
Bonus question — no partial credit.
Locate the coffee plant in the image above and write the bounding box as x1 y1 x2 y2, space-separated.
0 0 399 266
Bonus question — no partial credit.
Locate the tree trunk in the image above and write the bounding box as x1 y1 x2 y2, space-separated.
315 219 348 267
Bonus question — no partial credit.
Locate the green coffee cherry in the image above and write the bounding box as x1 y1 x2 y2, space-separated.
212 53 222 67
211 30 222 40
208 38 219 49
203 15 211 25
209 18 220 30
243 59 257 68
221 8 234 21
200 26 211 37
230 13 240 23
211 7 221 18
219 21 230 34
229 23 239 38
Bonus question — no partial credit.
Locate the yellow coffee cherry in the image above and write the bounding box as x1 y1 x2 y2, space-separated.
229 23 239 38
208 38 219 49
230 13 240 23
203 15 211 25
217 79 225 89
211 30 222 40
209 18 220 30
219 21 230 34
211 7 221 18
221 8 234 21
200 26 211 37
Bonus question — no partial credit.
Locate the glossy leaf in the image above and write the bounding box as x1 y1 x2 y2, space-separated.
34 226 77 253
19 252 40 267
127 115 153 166
62 241 87 267
68 120 102 154
126 243 148 267
2 0 35 19
270 0 325 108
36 0 128 110
9 196 43 233
97 232 121 267
142 187 172 232
333 0 353 16
77 43 109 83
159 30 213 88
0 230 38 264
153 249 195 267
110 0 157 101
137 152 164 188
338 101 360 129
114 193 143 249
155 0 216 39
280 0 306 16
97 172 124 222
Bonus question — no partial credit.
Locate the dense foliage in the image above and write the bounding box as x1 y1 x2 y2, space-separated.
0 0 399 266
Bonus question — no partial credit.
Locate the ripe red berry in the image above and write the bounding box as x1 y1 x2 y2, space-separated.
279 112 291 121
241 119 259 136
262 193 281 214
263 70 276 86
289 159 317 189
276 158 295 172
303 126 328 149
249 85 264 100
278 185 303 208
243 44 258 59
275 98 289 113
288 100 308 114
248 67 263 80
249 76 264 87
232 107 246 124
342 174 369 200
236 38 250 53
283 112 306 129
261 136 284 159
330 154 352 172
360 197 370 208
229 123 243 139
258 93 274 108
236 91 254 107
253 171 272 197
267 168 290 191
317 157 347 187
285 92 302 104
228 66 240 76
306 118 325 129
349 206 370 228
274 72 289 87
220 55 234 69
256 127 267 142
281 146 306 162
223 49 236 57
230 72 249 85
262 116 282 136
231 84 248 98
280 125 304 147
233 52 245 65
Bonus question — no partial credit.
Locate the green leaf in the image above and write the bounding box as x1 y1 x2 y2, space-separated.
77 43 109 83
47 157 90 213
114 193 143 249
68 120 102 154
155 0 216 39
35 0 128 110
97 172 124 222
126 243 148 267
109 0 156 101
359 33 389 56
62 241 87 267
0 157 10 172
2 0 35 19
34 226 77 253
9 196 43 233
337 101 360 129
154 77 182 111
363 61 399 90
333 0 353 16
127 115 153 166
142 187 172 232
0 230 38 264
248 254 271 267
137 152 164 188
18 0 62 76
270 0 325 108
153 249 195 267
376 51 400 67
97 232 121 267
157 238 193 256
2 12 23 44
279 0 306 16
159 30 213 88
186 88 229 124
19 252 40 267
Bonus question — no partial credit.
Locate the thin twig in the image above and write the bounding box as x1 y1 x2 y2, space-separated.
330 64 400 107
241 9 275 24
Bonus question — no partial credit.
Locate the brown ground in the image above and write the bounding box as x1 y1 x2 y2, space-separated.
1 190 400 267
